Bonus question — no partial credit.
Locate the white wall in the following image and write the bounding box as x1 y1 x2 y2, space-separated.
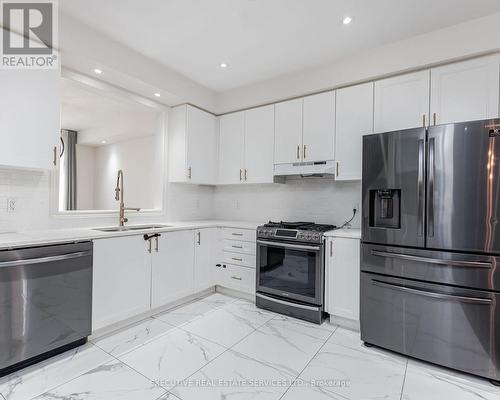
76 144 96 210
213 179 361 227
216 13 500 113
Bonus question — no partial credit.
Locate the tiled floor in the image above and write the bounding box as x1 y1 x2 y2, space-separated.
1 293 499 400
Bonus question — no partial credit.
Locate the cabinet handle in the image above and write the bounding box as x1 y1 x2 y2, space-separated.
231 245 243 249
197 231 201 245
231 233 243 236
147 238 152 253
239 169 242 181
297 145 300 160
155 236 159 252
231 276 242 281
303 145 307 159
336 162 339 177
433 112 437 126
330 241 333 257
53 146 57 166
188 167 192 179
244 169 247 181
231 257 243 262
422 114 426 127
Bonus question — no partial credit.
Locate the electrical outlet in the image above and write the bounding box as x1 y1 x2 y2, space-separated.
7 198 16 213
234 199 240 210
353 203 359 213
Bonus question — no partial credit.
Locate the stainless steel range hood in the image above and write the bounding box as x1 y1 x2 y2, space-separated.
273 160 336 178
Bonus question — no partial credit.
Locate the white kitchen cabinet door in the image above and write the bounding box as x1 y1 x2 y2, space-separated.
374 70 430 133
151 230 195 308
0 69 60 170
335 83 373 181
274 98 303 164
186 105 218 184
194 228 217 292
430 55 500 125
223 264 256 294
218 112 245 184
325 237 360 322
92 235 151 331
244 105 275 184
168 105 217 184
303 91 335 162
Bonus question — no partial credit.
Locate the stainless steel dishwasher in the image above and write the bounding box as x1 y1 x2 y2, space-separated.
0 241 93 376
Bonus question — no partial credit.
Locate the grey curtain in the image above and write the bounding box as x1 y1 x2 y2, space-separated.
60 129 78 210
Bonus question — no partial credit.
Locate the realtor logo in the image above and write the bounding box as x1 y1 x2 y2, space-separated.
1 0 58 69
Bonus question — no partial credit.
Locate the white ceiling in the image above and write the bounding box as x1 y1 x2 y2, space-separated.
60 0 500 92
61 78 161 146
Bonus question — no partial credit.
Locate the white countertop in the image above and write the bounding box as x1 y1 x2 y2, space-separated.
0 220 263 250
324 228 361 239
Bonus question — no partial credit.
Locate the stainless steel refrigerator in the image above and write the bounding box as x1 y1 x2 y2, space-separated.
361 119 500 384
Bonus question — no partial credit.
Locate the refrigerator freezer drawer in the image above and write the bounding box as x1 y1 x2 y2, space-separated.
361 243 500 291
360 272 500 381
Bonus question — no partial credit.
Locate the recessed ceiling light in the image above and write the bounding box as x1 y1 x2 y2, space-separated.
342 16 353 25
154 92 161 97
101 140 106 144
94 68 103 75
219 62 228 69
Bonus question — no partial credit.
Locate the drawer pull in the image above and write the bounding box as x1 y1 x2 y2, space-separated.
231 245 243 249
231 233 243 236
231 257 243 262
231 276 242 281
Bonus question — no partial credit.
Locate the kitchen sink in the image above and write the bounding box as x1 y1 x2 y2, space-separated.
93 224 171 232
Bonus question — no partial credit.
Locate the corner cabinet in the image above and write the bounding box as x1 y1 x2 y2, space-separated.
325 235 360 329
335 83 373 180
168 104 217 184
0 69 60 170
194 228 218 292
218 105 275 185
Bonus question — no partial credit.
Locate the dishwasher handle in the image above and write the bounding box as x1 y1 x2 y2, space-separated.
0 251 92 268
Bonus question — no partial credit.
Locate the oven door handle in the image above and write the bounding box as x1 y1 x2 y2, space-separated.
256 240 321 251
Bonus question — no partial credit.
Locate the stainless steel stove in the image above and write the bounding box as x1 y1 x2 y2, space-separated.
255 221 335 324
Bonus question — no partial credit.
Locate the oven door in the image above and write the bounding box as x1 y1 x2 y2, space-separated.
256 239 324 305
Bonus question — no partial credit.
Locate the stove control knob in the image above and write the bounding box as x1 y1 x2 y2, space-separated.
313 234 320 241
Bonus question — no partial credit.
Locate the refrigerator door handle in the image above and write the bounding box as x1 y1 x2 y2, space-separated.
417 139 425 236
428 137 435 237
371 279 492 305
371 250 492 269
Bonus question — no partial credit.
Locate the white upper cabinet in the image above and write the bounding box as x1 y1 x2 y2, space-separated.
303 91 335 162
168 104 217 184
218 111 245 184
0 70 60 170
335 83 374 181
274 98 303 164
430 55 500 125
244 105 275 184
374 70 430 133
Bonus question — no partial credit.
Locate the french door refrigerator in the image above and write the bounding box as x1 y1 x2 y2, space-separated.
361 119 500 383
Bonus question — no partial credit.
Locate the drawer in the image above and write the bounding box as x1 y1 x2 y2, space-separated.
223 251 256 268
223 239 256 255
222 228 256 242
224 264 256 294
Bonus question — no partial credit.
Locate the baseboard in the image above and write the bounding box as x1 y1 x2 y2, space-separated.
90 287 216 340
215 285 255 302
329 314 360 332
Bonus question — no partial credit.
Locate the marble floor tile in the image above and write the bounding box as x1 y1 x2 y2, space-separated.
153 300 218 327
33 359 167 400
281 384 348 399
298 328 407 400
0 343 112 400
171 349 295 400
117 328 226 390
180 305 266 348
231 316 336 377
93 317 176 357
198 293 238 307
402 359 500 400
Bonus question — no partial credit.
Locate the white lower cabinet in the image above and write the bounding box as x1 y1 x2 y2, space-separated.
194 228 217 292
151 230 195 308
223 264 256 294
325 236 360 326
92 236 152 331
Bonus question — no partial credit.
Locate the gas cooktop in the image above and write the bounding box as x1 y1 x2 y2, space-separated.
257 221 336 244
